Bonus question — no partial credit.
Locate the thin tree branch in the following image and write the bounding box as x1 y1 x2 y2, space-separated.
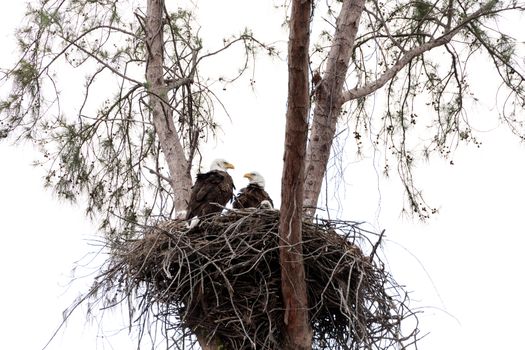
144 165 171 183
342 2 502 102
61 35 143 85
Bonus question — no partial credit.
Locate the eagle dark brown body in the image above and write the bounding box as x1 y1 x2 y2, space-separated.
233 184 273 209
186 170 235 219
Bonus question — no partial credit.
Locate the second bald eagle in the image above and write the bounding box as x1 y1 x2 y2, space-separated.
233 172 273 209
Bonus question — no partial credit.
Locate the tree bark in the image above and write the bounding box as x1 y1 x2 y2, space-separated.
145 0 192 216
279 0 313 349
303 0 366 216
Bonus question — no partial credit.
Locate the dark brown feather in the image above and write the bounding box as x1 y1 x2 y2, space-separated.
233 184 273 209
186 170 235 219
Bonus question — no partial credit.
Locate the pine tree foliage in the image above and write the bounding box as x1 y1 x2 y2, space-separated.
0 0 270 241
307 0 525 218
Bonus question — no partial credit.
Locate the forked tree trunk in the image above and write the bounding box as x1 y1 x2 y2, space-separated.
303 0 366 216
145 0 192 216
279 0 313 349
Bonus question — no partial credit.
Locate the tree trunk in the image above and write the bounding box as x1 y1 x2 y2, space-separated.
303 0 366 216
145 0 192 216
279 0 313 349
145 1 218 348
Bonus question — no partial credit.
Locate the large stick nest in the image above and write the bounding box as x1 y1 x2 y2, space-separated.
89 209 419 349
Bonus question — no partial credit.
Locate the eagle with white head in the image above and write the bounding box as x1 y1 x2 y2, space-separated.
233 171 273 209
186 159 235 221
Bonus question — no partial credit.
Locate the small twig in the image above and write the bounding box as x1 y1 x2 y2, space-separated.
369 229 386 261
144 165 171 183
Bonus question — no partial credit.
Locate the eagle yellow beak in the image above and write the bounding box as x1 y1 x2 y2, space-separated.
243 172 253 179
224 162 235 170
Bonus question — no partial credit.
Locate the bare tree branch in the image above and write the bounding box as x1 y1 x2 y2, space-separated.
342 3 496 102
143 165 171 183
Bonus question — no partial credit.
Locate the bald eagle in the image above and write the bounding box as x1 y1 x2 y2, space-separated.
233 171 274 209
186 159 235 221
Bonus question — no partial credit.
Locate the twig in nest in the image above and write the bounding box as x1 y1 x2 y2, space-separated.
369 229 386 261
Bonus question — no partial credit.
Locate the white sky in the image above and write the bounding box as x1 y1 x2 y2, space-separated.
1 1 525 349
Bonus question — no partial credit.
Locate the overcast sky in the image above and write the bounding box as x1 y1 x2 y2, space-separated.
1 1 525 350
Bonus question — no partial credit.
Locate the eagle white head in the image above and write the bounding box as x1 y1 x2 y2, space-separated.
210 159 235 172
243 171 266 188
